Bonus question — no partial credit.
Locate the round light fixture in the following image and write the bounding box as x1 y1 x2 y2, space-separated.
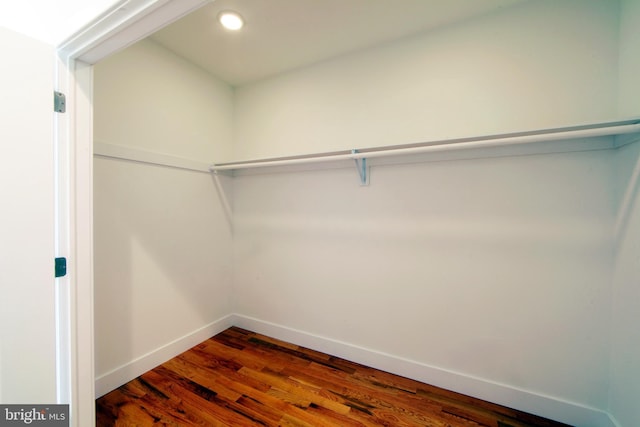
218 11 244 31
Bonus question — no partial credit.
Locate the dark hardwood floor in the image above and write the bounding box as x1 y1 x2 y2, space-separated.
96 327 571 426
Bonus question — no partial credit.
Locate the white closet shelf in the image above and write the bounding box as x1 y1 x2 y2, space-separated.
209 118 640 175
94 119 640 181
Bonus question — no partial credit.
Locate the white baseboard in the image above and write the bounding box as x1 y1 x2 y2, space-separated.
94 313 616 427
94 314 235 397
232 314 615 427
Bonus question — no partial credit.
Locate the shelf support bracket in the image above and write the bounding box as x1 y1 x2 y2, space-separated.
352 149 369 186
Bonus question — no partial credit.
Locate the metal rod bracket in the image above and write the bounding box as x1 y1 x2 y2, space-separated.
352 149 369 186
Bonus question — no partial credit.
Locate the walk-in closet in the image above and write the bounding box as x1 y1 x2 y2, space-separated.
92 1 640 425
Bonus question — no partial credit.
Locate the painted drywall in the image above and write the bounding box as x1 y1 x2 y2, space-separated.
618 0 640 118
0 0 120 44
231 3 622 414
89 0 638 424
232 148 614 413
0 27 56 403
93 159 233 380
93 38 234 384
94 38 234 162
609 139 640 427
233 0 619 161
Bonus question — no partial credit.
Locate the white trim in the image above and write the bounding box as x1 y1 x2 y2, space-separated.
58 0 207 62
232 314 616 427
69 60 96 427
54 53 97 426
54 53 71 406
91 312 619 426
56 1 637 426
94 141 212 173
95 314 235 398
56 1 210 425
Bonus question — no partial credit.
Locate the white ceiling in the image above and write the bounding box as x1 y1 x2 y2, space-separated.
150 0 525 87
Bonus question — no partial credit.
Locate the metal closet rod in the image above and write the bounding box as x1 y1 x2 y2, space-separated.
208 119 640 172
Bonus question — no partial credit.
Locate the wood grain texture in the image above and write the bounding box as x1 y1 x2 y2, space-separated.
96 327 572 426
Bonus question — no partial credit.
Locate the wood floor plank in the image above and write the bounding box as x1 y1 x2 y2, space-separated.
239 366 352 415
281 362 452 424
96 327 573 427
163 357 244 402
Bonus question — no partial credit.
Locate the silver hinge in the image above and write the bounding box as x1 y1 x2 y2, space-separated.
54 91 66 113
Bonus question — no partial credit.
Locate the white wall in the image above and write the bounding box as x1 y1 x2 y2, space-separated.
0 26 57 404
94 38 234 162
0 0 143 413
618 0 640 118
89 0 640 425
608 2 640 424
93 38 234 391
229 1 630 423
232 148 615 415
234 0 619 161
609 138 640 427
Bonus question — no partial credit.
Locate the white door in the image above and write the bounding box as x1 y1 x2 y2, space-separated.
0 27 57 403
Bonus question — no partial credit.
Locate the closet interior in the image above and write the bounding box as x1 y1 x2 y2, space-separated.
92 1 640 426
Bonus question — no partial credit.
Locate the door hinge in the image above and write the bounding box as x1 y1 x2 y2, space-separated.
54 91 66 113
55 257 67 278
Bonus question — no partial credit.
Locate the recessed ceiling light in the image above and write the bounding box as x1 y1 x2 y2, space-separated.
218 11 244 31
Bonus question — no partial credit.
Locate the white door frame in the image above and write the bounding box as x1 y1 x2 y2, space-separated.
55 1 207 425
